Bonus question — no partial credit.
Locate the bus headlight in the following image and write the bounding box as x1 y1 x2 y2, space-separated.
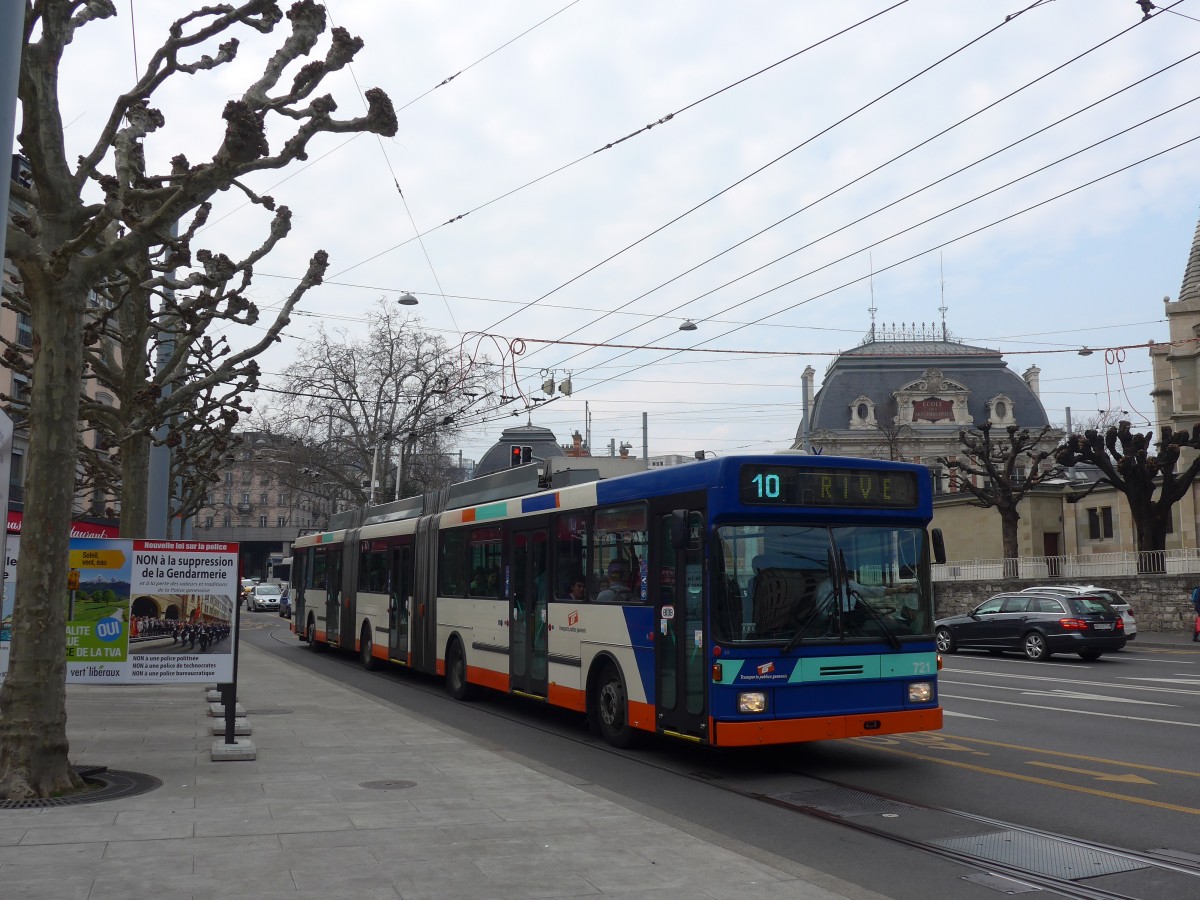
737 691 767 714
908 681 933 703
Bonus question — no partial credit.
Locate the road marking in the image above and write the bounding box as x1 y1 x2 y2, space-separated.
1121 676 1200 685
940 669 1200 697
902 733 1200 778
855 744 1200 816
939 693 1200 727
942 679 1176 705
1017 688 1173 706
943 710 993 720
1026 761 1156 784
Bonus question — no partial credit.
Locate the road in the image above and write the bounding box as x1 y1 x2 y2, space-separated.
240 613 1200 899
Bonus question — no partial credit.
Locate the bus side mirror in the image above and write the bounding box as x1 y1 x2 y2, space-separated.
670 509 688 549
931 528 946 565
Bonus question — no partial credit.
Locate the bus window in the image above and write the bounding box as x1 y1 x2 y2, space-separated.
358 541 390 593
310 549 328 590
467 527 502 598
592 503 648 603
439 528 468 596
553 512 588 600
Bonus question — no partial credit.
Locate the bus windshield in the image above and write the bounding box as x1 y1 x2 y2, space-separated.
713 524 931 645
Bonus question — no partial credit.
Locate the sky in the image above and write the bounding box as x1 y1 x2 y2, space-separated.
35 0 1200 465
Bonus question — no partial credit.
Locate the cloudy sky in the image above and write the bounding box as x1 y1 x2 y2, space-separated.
44 0 1200 464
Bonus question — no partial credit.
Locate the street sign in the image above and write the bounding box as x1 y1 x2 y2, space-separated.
67 569 80 591
68 549 126 569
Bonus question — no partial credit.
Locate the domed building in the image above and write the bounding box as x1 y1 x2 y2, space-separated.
793 322 1059 493
474 424 567 478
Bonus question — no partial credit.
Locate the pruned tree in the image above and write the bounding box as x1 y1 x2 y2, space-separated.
260 299 496 508
1 1 396 800
937 423 1061 576
1054 422 1200 572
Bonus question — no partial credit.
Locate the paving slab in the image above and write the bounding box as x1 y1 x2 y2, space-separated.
0 639 886 900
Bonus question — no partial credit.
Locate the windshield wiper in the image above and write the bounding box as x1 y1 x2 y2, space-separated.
781 589 836 654
845 584 901 650
781 549 840 655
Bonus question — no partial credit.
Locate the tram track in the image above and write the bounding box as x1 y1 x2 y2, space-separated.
260 621 1200 899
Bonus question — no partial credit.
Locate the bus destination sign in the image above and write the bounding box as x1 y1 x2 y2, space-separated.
739 464 919 509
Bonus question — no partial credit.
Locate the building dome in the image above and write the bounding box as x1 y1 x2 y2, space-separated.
474 424 565 477
795 324 1055 467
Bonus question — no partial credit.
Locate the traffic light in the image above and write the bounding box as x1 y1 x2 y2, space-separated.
509 445 533 467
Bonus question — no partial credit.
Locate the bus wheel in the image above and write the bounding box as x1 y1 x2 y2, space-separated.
445 639 476 701
594 663 636 748
360 624 378 671
306 616 323 652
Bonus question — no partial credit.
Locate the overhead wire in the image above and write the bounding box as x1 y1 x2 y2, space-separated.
476 0 1019 335
524 34 1200 378
331 0 917 279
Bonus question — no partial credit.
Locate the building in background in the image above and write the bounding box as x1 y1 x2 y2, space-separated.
794 321 1059 494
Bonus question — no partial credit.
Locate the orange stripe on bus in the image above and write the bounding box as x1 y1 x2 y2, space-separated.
548 683 586 712
467 665 510 693
628 699 655 732
714 707 942 747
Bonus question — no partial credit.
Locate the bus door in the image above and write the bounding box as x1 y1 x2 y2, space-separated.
509 524 549 698
655 510 707 740
325 546 343 645
389 542 414 663
338 540 356 651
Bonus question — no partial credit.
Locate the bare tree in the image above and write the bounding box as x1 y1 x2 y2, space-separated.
1054 422 1200 572
261 300 496 506
867 400 918 462
1 1 396 800
937 423 1060 576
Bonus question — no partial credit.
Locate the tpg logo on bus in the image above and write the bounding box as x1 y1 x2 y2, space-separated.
567 610 579 627
757 662 775 675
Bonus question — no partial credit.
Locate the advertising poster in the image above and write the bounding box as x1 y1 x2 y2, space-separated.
1 537 238 684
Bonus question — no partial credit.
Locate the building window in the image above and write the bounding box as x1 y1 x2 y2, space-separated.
16 313 32 348
1087 507 1113 540
278 491 289 506
224 472 233 485
277 516 287 527
224 491 232 506
260 472 271 485
259 492 268 505
222 513 231 527
258 516 267 527
10 373 30 407
204 516 214 528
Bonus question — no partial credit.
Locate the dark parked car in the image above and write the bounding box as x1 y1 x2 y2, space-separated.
935 591 1125 661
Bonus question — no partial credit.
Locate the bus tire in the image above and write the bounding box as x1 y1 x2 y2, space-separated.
360 623 378 671
594 662 637 748
445 638 476 701
306 615 323 652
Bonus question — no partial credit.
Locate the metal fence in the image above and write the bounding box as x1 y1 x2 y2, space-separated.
933 548 1200 581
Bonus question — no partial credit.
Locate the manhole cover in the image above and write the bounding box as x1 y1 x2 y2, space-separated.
359 780 416 791
0 766 162 810
244 708 293 715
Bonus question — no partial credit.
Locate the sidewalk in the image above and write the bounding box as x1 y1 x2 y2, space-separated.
1126 630 1200 649
0 640 884 900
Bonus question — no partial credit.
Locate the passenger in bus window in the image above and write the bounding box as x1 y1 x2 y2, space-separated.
596 558 633 603
564 577 587 603
469 567 488 596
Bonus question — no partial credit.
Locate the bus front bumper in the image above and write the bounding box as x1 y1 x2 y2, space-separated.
713 706 942 747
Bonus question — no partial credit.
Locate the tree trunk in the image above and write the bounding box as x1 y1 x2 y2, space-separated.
0 279 87 799
1134 510 1168 574
1000 505 1020 579
119 430 151 537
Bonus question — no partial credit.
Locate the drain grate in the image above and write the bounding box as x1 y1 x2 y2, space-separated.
0 767 162 810
932 830 1149 879
771 787 915 818
359 780 416 791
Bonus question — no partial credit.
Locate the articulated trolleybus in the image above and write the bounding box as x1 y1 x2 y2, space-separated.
291 453 945 747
